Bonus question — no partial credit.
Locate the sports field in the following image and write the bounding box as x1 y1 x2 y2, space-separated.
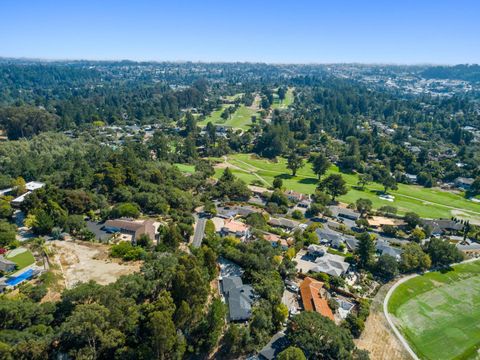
211 153 480 221
387 260 480 360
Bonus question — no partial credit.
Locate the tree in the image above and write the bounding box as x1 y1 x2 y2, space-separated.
318 174 348 202
0 220 16 247
400 243 431 273
110 202 140 219
278 87 287 103
404 212 421 230
287 152 304 176
273 177 283 189
374 254 399 281
381 175 398 194
160 224 184 249
356 232 376 269
59 303 124 359
278 346 307 360
31 210 53 235
357 174 372 190
310 153 331 180
410 227 426 242
12 177 26 196
0 199 13 219
356 198 372 218
288 311 356 360
425 238 463 267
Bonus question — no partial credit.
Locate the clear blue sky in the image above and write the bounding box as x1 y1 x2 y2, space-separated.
1 0 478 64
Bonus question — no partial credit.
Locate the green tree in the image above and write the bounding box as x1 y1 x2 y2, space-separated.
355 198 372 218
273 177 283 189
59 303 124 359
425 238 463 267
288 311 356 360
287 152 304 176
400 243 431 273
0 220 16 247
357 174 373 190
381 175 398 194
310 153 331 180
356 232 376 269
374 254 399 281
317 174 348 202
278 346 307 360
404 212 421 230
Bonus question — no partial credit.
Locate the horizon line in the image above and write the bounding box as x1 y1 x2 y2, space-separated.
0 56 477 67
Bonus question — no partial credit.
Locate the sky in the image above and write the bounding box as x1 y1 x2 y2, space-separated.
1 0 479 64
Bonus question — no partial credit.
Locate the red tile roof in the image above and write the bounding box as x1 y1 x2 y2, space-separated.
299 277 334 321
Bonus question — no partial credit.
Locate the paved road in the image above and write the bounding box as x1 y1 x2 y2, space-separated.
192 218 206 248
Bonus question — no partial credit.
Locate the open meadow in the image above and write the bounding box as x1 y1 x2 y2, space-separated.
387 260 480 360
206 153 480 221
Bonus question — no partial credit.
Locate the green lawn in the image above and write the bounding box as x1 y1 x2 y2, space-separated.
387 260 480 359
6 250 35 270
271 87 294 109
212 153 480 221
174 163 196 174
197 95 261 130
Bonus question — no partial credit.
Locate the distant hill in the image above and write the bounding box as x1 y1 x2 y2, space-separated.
421 64 480 82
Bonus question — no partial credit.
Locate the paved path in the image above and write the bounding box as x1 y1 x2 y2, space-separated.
192 218 206 248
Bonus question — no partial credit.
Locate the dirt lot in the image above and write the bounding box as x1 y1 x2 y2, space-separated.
355 283 411 360
49 240 141 289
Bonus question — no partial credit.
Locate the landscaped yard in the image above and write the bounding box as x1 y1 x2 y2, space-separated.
209 153 480 221
387 260 480 360
6 249 35 270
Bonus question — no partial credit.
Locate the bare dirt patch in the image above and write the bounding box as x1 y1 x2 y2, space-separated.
355 283 411 360
49 240 141 289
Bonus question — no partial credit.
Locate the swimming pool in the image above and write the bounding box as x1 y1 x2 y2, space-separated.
5 268 34 286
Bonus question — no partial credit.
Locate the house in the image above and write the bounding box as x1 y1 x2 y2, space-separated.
258 331 289 360
0 257 16 273
307 244 326 257
268 217 301 230
263 233 290 250
422 219 463 236
315 227 345 248
248 185 273 198
454 177 475 190
456 239 480 257
103 218 157 243
299 277 334 321
376 240 403 260
221 218 251 241
405 173 418 184
10 181 46 206
221 276 255 322
311 253 350 277
345 237 359 251
284 190 309 204
330 206 360 221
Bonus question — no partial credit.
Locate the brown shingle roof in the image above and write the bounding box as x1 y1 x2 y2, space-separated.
299 277 334 321
105 218 156 240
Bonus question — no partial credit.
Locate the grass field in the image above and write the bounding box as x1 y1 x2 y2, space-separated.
271 88 294 109
210 153 480 221
174 163 196 174
387 260 480 359
197 93 261 130
6 250 35 270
